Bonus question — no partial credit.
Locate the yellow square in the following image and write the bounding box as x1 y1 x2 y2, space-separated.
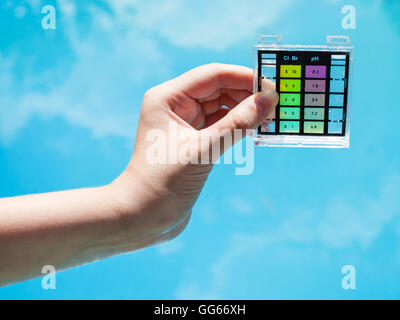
280 79 301 92
280 65 301 78
304 121 324 134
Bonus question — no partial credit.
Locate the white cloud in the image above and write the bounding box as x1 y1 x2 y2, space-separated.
0 0 169 143
14 5 27 18
104 0 291 50
156 238 184 256
24 0 41 13
318 174 400 248
176 174 400 298
228 195 253 215
57 0 76 17
1 0 292 143
176 231 274 299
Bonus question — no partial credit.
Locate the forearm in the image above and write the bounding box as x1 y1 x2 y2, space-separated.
0 63 274 287
0 163 193 287
0 165 188 286
0 184 129 285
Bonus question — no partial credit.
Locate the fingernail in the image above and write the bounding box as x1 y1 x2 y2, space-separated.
255 90 279 116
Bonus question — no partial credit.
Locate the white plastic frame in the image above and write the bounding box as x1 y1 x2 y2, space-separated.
253 34 354 148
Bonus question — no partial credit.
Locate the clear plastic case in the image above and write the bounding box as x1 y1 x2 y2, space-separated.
253 34 353 148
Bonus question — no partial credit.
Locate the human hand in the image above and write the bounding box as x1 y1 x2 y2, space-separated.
0 64 277 285
111 63 278 246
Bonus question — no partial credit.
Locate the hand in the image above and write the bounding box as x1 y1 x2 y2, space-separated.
0 63 277 285
111 63 278 246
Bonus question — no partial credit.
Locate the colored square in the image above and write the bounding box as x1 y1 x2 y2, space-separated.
280 107 300 120
304 108 325 120
331 55 346 66
261 120 275 133
330 66 346 79
257 50 349 138
305 79 326 92
280 65 301 78
328 122 343 134
305 65 326 78
280 79 301 92
329 94 344 106
261 53 276 65
331 54 346 60
329 108 344 121
331 60 346 65
279 121 300 133
304 93 325 106
280 93 300 106
261 65 276 80
269 122 276 132
262 53 276 59
304 121 324 134
330 80 345 93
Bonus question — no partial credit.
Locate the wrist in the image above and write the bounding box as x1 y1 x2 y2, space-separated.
106 166 178 250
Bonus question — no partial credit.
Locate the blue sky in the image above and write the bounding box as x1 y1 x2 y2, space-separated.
1 0 400 299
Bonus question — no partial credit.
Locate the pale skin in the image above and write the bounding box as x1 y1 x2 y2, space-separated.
0 63 278 287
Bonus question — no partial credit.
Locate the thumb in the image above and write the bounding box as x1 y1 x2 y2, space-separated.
211 89 279 133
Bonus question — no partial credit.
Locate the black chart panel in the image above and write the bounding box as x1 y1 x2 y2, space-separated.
257 50 349 136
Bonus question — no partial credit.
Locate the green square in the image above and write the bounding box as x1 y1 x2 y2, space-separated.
280 107 300 120
304 108 325 120
280 93 300 106
279 121 300 133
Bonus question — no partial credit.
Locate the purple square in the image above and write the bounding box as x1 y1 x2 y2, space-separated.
305 65 326 78
305 79 326 92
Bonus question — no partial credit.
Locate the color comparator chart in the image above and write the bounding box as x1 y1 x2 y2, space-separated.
258 50 349 136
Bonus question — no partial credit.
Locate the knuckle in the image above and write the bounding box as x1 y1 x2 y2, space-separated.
204 62 226 77
142 86 165 111
231 109 252 130
207 62 224 69
143 87 157 101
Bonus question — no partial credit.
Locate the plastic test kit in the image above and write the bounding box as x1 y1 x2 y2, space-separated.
253 35 353 148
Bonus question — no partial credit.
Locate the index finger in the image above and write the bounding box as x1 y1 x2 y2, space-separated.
171 63 254 100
